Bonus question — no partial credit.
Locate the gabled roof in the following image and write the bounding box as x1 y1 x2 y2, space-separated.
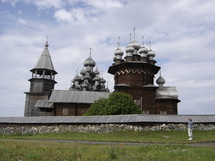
48 90 111 103
35 99 54 108
32 42 56 73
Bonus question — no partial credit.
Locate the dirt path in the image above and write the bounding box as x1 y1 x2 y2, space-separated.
26 139 215 146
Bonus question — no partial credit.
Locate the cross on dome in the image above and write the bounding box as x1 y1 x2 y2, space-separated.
142 36 144 45
133 27 136 39
90 47 92 57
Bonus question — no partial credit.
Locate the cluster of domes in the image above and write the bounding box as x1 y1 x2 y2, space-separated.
113 30 156 65
69 51 109 92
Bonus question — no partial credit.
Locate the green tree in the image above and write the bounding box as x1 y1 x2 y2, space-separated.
84 98 108 116
84 92 141 116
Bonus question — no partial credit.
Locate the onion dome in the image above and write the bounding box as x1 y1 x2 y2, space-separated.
114 40 124 60
127 28 141 50
125 46 135 53
100 77 106 83
114 48 124 56
139 46 148 56
93 75 101 81
74 75 81 81
139 46 148 53
94 68 100 75
128 39 141 50
147 49 156 59
156 72 179 99
83 73 91 80
156 75 166 86
80 68 86 75
81 82 88 88
139 36 148 54
147 41 156 59
105 87 110 92
113 56 116 61
72 75 81 83
83 55 96 67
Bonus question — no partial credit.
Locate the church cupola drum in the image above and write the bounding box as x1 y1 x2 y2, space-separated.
24 41 57 116
108 29 180 114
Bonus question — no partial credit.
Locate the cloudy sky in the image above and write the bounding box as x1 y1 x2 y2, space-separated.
0 0 215 117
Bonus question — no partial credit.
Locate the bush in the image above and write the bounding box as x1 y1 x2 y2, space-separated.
84 92 141 116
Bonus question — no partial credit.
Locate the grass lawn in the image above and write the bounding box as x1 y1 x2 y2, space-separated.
1 129 214 143
0 130 215 161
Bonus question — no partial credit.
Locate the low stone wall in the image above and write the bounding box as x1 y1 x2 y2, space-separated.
0 123 215 135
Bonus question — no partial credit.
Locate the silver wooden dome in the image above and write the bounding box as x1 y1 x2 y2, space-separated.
147 49 156 57
83 56 96 67
139 45 148 54
114 48 124 56
125 46 135 53
156 75 166 85
128 39 141 50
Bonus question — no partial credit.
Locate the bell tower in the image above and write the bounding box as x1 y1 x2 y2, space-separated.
24 41 57 116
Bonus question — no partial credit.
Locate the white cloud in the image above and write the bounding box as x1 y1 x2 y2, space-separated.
54 9 72 22
87 0 125 9
17 18 26 25
33 0 65 9
69 8 88 24
1 0 65 9
54 8 93 24
17 10 22 14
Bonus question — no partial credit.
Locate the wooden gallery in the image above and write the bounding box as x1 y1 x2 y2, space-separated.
24 32 180 117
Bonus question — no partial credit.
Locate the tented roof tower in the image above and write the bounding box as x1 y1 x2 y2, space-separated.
24 41 57 116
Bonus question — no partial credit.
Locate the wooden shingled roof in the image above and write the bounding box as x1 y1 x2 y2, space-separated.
48 90 110 103
33 42 55 71
0 115 214 124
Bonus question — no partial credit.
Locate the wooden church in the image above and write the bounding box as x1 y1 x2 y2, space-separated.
24 42 110 117
108 32 180 115
24 31 180 117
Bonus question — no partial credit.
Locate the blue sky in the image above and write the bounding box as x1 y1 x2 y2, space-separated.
0 0 215 117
